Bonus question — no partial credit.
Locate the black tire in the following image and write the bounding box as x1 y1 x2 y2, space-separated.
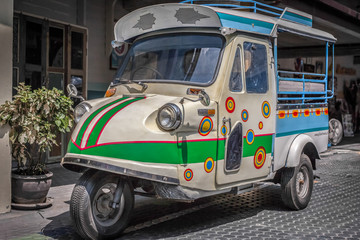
70 170 134 239
281 153 313 210
328 118 343 145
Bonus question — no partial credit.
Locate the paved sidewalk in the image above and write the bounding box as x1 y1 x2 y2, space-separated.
0 138 359 240
0 164 81 240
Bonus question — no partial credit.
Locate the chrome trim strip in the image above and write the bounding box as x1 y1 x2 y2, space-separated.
62 157 180 185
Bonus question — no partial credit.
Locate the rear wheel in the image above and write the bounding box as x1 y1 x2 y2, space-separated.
281 154 313 210
329 118 343 145
70 170 134 239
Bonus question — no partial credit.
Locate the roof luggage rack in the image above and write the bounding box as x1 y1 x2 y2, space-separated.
180 0 313 26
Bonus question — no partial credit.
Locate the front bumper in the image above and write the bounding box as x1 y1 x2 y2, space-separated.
61 153 180 185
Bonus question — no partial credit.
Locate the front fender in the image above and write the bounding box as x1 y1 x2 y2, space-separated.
285 134 320 168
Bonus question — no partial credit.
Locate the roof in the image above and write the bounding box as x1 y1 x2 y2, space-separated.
113 2 336 43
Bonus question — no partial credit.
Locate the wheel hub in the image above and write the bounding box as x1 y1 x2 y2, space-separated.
92 183 125 227
296 167 309 198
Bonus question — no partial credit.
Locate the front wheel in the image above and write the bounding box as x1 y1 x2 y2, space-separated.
281 154 313 210
70 170 134 239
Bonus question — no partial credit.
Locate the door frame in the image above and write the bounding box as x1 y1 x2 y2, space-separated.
216 35 276 186
13 12 88 162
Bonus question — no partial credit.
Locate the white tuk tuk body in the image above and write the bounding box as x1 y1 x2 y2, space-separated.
62 1 335 238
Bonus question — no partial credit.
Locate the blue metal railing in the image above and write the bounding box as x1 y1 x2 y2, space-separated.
276 42 334 105
180 0 284 18
277 71 327 103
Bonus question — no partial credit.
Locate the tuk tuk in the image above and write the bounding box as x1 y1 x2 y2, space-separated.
62 1 336 238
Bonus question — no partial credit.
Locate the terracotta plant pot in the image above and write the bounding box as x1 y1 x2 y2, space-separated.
11 171 53 204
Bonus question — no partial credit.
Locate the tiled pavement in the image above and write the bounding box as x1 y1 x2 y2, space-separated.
1 141 360 239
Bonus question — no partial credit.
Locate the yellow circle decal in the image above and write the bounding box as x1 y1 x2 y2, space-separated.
184 169 193 181
262 101 271 118
221 125 228 136
246 129 255 145
198 117 213 136
204 157 214 173
258 121 263 130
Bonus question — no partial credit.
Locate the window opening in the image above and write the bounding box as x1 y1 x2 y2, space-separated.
229 47 243 92
244 42 268 93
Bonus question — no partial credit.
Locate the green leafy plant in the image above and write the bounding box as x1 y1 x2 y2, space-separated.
0 83 74 175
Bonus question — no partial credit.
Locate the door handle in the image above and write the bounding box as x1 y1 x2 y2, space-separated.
222 117 232 134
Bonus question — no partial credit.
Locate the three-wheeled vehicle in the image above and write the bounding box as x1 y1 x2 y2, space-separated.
62 1 336 238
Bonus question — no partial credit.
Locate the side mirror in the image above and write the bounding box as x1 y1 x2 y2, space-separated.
67 84 84 102
199 90 210 106
185 88 210 106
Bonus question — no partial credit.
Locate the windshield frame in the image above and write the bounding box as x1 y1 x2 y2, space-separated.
113 32 226 87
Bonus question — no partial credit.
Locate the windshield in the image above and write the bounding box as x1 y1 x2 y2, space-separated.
113 34 224 85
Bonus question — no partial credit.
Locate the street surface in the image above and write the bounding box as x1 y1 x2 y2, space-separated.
0 143 359 240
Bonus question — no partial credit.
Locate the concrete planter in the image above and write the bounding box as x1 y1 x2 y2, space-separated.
11 171 53 204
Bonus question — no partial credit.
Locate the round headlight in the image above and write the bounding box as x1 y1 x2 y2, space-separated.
74 102 92 123
157 103 182 131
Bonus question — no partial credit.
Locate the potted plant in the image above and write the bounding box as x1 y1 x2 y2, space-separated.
0 83 73 206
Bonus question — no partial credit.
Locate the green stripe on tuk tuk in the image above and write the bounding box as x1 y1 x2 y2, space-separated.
68 134 272 165
75 97 129 146
85 97 144 147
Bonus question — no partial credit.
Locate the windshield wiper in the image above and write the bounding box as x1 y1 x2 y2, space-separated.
111 78 148 91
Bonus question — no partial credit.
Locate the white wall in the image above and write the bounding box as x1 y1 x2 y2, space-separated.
0 0 13 214
86 0 118 96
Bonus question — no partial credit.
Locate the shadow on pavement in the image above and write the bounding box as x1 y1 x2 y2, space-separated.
42 211 82 240
41 185 286 239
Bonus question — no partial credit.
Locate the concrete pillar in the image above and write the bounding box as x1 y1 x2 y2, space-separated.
0 0 13 214
106 0 118 57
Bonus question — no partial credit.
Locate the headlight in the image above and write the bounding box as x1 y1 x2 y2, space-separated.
74 102 92 123
157 103 182 131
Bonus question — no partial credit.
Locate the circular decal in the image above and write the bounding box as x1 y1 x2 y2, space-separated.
262 101 271 118
254 147 266 169
225 97 235 113
204 157 214 173
246 129 255 145
324 108 328 115
241 109 249 122
198 117 213 136
292 110 299 118
304 109 310 117
258 121 263 130
221 125 228 136
278 111 286 119
184 169 193 181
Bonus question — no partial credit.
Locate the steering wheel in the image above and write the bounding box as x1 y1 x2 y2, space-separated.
131 66 164 79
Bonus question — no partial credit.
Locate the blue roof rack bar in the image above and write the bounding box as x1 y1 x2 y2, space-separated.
180 0 313 27
180 0 284 18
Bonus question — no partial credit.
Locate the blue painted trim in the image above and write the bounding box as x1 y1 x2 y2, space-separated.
282 11 312 27
274 38 278 94
331 44 334 97
276 111 328 137
325 42 329 99
217 12 274 35
276 127 328 137
181 0 283 18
